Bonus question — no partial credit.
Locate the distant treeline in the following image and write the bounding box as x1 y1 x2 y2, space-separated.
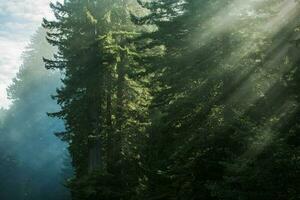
0 28 71 200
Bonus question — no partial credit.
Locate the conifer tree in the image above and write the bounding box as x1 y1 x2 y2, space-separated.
43 0 300 199
44 1 151 199
133 0 300 199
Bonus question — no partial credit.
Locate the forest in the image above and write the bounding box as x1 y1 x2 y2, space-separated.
0 0 299 199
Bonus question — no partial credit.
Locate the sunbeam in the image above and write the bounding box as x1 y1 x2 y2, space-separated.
1 0 299 199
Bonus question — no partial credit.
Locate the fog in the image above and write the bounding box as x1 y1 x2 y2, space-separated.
0 27 71 200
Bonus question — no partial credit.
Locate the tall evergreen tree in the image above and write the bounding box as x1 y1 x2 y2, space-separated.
133 0 300 199
44 1 151 199
41 0 300 199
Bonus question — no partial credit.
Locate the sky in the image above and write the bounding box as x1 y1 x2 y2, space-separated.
0 0 60 108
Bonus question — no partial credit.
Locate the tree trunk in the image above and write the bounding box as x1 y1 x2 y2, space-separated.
106 67 114 173
114 50 126 172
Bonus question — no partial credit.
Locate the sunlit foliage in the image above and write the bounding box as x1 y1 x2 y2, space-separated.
1 0 297 199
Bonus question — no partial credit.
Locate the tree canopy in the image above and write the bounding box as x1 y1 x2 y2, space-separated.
2 0 299 199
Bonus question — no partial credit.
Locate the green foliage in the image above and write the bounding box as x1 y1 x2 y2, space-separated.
44 0 151 199
44 0 300 199
133 0 300 199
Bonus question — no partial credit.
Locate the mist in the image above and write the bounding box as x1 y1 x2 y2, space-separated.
0 27 71 200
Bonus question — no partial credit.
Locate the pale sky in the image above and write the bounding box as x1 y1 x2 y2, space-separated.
0 0 60 108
